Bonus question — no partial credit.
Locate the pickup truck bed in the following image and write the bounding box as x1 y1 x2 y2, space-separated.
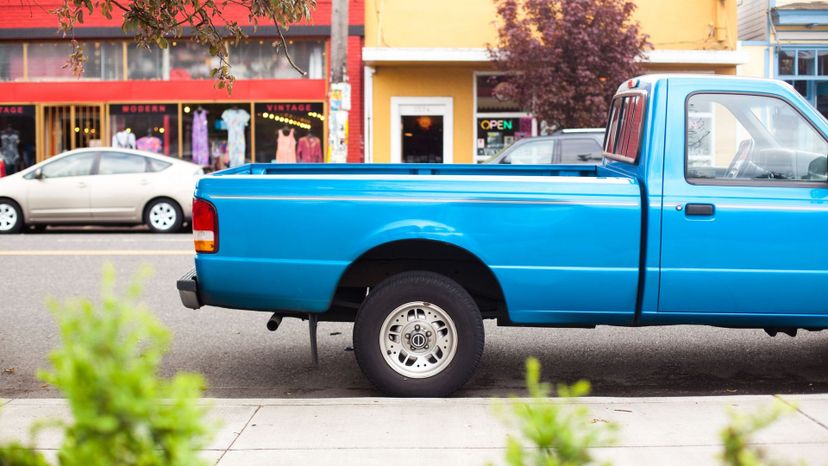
192 164 642 326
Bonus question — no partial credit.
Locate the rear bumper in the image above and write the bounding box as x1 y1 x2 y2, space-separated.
177 268 202 309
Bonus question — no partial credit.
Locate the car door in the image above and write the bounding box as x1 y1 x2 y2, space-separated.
89 151 152 222
25 151 97 222
660 90 828 315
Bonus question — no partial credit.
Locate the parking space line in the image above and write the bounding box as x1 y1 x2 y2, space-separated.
0 250 194 256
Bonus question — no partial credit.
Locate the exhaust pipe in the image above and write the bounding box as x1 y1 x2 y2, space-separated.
266 313 283 332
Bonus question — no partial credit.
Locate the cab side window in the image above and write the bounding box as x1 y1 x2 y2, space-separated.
41 152 97 178
686 93 828 183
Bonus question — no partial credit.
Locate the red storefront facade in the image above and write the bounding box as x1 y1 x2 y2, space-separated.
0 1 364 169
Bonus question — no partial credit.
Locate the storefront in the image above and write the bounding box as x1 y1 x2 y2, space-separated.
0 2 365 171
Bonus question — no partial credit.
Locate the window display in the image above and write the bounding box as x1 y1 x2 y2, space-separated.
0 105 35 175
254 102 324 163
109 104 178 157
183 103 250 168
476 117 532 159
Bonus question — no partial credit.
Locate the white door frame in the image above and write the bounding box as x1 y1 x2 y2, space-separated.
390 96 453 163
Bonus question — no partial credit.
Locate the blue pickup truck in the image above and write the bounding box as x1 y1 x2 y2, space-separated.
178 75 828 396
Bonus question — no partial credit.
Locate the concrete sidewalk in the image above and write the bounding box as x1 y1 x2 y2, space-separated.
1 395 827 465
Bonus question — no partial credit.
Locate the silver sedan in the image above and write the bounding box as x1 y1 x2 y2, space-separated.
0 148 203 234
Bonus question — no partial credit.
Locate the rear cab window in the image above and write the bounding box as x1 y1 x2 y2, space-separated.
604 92 647 164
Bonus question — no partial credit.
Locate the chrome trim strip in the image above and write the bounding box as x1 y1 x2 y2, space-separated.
219 174 635 184
209 195 640 207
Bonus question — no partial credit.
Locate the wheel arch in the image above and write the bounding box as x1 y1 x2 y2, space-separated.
331 238 508 320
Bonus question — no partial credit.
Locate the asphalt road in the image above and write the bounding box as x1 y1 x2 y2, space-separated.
2 230 827 398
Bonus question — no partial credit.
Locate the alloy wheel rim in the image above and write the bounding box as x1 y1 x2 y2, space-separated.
379 301 458 379
149 202 176 230
0 204 18 231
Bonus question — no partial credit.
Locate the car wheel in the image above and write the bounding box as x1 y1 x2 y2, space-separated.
0 200 23 234
353 271 485 397
145 199 183 233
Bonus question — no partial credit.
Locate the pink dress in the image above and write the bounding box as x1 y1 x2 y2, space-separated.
275 128 296 163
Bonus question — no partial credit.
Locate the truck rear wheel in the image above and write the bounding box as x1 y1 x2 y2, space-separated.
353 271 484 397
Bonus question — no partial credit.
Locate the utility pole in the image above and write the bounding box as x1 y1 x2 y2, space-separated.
328 0 350 163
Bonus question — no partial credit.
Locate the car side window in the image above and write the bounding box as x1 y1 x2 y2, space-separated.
686 93 828 183
40 152 97 178
98 152 148 175
559 138 603 164
502 141 554 164
147 158 172 172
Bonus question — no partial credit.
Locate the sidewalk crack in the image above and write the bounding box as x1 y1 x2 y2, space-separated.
774 395 828 432
216 405 261 465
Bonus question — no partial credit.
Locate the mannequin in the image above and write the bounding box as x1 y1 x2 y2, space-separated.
275 126 296 163
0 125 20 175
111 127 136 149
297 130 322 163
221 106 250 168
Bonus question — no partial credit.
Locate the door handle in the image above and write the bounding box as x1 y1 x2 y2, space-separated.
76 182 87 188
685 203 715 216
139 179 150 186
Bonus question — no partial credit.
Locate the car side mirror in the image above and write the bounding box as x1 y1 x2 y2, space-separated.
34 168 43 180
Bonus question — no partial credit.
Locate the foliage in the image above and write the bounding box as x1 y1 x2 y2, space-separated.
489 0 650 130
719 399 797 466
494 357 616 466
0 442 50 466
50 0 317 90
34 263 211 466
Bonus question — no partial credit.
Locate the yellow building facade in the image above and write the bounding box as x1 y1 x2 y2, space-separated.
363 0 747 164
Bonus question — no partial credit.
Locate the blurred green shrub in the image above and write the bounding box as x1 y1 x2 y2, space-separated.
0 264 210 466
494 357 617 466
720 399 797 466
0 442 50 466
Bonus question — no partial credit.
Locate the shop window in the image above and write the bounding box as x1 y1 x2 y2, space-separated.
183 103 250 168
778 50 795 75
254 102 324 163
128 44 164 80
109 104 179 157
474 73 534 163
476 75 522 113
231 39 324 80
169 41 215 80
476 117 533 160
0 105 36 175
28 41 122 81
0 44 24 81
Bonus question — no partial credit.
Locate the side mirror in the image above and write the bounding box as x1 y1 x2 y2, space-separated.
34 168 43 180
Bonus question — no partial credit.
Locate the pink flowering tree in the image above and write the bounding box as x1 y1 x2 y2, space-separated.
489 0 650 130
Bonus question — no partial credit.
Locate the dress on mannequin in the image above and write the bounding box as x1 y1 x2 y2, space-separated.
275 127 296 163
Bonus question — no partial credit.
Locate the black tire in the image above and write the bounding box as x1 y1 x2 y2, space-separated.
0 199 23 234
353 271 485 397
145 198 183 233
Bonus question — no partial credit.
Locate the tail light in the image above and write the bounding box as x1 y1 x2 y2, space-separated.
192 198 218 253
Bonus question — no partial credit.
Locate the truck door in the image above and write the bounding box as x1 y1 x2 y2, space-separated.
660 91 828 315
